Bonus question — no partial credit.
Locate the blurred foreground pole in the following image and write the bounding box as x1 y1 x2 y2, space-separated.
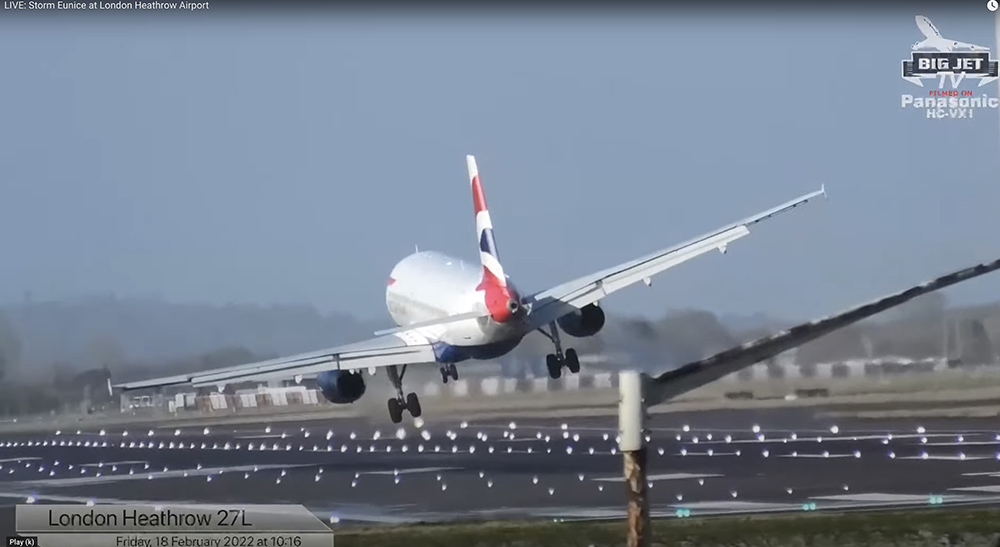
613 256 1000 547
619 370 648 547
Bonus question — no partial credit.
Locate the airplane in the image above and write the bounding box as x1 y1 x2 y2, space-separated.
113 155 826 424
912 15 988 52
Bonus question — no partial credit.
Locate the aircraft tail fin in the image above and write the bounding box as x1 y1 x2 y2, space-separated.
467 154 523 323
467 155 507 287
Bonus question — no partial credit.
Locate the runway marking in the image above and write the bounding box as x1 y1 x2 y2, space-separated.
920 441 1000 447
359 467 462 476
698 433 954 445
591 473 721 483
0 491 202 505
13 464 311 487
535 508 625 519
495 439 539 443
897 455 994 461
811 493 943 502
314 511 425 524
671 501 793 511
863 434 956 440
532 505 764 519
778 453 857 458
0 458 40 463
79 461 148 467
950 485 1000 493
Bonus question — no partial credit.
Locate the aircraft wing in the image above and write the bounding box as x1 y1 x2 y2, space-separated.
523 186 827 331
645 255 1000 406
112 331 437 392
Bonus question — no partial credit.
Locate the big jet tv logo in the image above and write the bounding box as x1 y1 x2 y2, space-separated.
900 15 999 120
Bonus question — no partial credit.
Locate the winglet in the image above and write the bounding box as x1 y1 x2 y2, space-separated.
820 184 827 199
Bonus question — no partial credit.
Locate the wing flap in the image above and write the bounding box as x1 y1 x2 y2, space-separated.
645 255 1000 406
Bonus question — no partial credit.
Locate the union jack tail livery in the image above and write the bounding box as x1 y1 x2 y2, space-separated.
468 154 522 323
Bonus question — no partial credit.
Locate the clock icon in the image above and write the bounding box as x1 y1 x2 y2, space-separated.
989 0 998 12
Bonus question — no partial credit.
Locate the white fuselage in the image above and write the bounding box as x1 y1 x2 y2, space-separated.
385 251 526 356
913 37 986 52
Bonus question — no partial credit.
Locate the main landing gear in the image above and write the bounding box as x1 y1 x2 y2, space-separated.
539 322 580 380
440 363 459 384
386 364 421 424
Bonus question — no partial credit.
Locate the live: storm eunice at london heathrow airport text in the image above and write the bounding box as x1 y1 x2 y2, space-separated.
5 1 209 9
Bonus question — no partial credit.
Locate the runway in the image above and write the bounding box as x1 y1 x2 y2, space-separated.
2 407 1000 532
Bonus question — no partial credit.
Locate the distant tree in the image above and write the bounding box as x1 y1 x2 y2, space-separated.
963 319 996 365
0 383 61 417
796 325 867 364
655 309 737 363
198 347 258 369
867 316 944 358
620 318 655 342
50 362 75 388
883 292 947 325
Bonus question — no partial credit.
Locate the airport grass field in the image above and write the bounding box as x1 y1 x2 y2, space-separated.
334 507 1000 547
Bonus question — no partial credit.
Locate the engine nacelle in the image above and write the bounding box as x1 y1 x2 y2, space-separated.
556 303 606 338
316 370 366 404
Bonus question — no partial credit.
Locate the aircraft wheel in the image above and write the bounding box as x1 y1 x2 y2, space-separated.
388 398 404 424
440 367 450 384
565 348 581 374
546 354 562 379
406 393 422 418
448 363 459 380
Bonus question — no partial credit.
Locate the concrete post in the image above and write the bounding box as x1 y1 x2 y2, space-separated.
619 370 648 547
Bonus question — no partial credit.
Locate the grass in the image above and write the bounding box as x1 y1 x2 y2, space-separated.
331 507 1000 547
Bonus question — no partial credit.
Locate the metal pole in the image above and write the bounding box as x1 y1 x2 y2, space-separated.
619 370 648 547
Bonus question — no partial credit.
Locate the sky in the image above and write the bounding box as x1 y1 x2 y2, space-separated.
1 6 999 323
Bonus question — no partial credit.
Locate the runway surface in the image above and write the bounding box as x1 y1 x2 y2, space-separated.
3 407 1000 534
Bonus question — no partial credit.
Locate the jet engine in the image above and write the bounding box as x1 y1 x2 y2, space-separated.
316 370 366 404
556 303 606 338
